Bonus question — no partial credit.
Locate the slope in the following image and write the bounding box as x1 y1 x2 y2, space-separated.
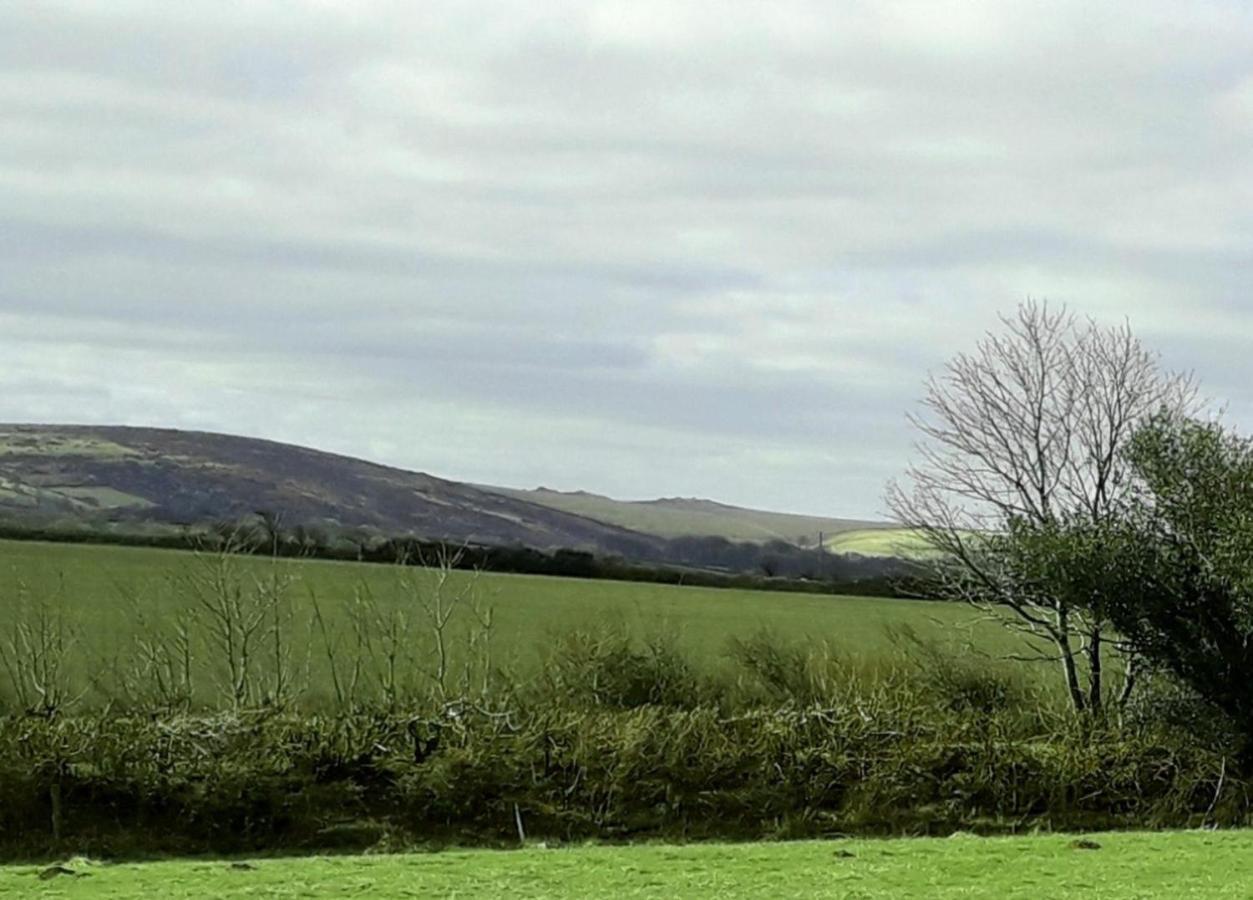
0 425 667 557
482 486 891 544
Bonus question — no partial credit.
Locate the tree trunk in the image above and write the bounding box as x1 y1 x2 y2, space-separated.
1116 655 1138 709
1086 625 1103 714
1055 606 1086 712
50 778 63 842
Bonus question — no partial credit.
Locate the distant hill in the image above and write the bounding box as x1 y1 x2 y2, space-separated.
0 425 670 557
0 425 910 572
483 486 889 544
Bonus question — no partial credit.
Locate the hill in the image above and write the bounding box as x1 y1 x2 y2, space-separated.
0 425 670 557
479 487 888 544
0 425 912 573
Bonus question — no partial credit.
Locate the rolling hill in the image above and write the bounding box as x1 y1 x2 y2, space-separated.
483 486 889 544
0 425 908 570
0 425 675 555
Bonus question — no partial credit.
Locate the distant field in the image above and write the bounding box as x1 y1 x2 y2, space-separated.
5 831 1247 898
45 486 154 509
825 527 940 558
0 430 137 458
0 539 1016 706
485 486 887 543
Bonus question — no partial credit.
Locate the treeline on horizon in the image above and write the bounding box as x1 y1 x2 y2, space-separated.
0 516 920 598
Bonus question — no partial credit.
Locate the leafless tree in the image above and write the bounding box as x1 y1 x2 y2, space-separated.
92 589 197 714
0 580 86 719
180 526 302 710
402 543 493 703
313 543 495 712
888 300 1198 713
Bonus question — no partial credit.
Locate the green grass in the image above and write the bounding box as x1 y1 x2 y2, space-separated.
48 486 155 509
0 486 36 507
826 527 942 559
4 831 1250 898
0 431 137 458
0 538 1019 706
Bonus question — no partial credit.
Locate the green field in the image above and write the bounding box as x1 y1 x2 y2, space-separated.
0 538 1017 707
824 527 941 558
5 831 1248 898
46 486 155 509
0 430 138 458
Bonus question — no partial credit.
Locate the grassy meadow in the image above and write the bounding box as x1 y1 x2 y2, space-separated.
0 537 1020 708
1 536 1202 861
5 831 1249 898
825 527 941 559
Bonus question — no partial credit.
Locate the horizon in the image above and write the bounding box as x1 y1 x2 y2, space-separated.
3 2 1252 521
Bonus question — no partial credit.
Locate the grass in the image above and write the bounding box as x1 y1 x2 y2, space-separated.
4 831 1249 898
0 538 1023 707
826 527 942 559
47 487 154 509
0 430 137 459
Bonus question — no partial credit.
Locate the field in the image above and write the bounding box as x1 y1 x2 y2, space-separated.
0 538 1018 707
0 536 1177 859
4 831 1248 898
825 527 940 559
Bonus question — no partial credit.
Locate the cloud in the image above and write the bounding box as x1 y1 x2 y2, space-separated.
1 0 1252 518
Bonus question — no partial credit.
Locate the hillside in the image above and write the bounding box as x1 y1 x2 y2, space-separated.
0 425 910 573
0 425 671 557
484 486 888 544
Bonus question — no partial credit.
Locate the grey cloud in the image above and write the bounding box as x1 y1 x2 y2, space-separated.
1 1 1252 518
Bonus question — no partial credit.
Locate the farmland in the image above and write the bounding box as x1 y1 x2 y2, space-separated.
0 536 1226 861
824 527 939 559
5 831 1249 898
0 537 1015 708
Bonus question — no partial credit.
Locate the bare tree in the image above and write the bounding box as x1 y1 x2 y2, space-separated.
0 581 86 719
313 543 495 712
403 544 493 703
887 300 1198 713
180 527 302 710
92 589 197 714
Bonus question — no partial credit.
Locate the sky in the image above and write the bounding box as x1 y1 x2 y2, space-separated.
3 1 1253 520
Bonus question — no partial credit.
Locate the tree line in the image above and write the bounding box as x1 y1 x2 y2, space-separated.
0 515 914 598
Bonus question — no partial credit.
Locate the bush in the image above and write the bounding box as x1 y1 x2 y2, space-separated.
0 624 1243 858
539 626 713 710
725 629 818 703
886 623 1029 715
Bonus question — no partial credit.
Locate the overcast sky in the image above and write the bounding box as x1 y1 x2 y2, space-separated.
3 1 1252 519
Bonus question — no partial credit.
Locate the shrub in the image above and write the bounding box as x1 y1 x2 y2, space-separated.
539 626 712 710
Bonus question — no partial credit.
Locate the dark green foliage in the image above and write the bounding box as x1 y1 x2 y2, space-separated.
1117 415 1253 672
0 638 1244 858
1057 414 1253 761
540 627 713 710
725 629 818 703
886 624 1028 715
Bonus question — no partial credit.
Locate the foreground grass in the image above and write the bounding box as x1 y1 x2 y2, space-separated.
4 832 1248 898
